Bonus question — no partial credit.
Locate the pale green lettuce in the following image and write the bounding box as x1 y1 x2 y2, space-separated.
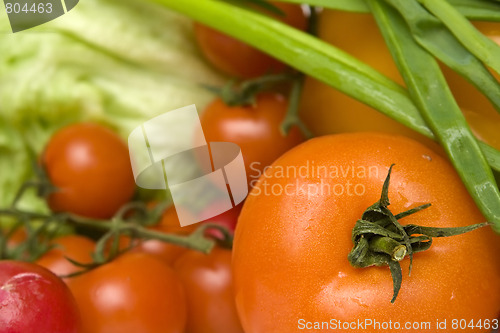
0 0 226 211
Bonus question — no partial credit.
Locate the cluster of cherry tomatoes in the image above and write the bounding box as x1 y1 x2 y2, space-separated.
0 4 308 328
0 95 305 332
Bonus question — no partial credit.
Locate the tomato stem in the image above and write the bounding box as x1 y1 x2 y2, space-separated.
369 236 407 261
0 212 57 261
0 206 216 262
202 223 234 249
67 213 216 254
206 73 299 107
280 74 313 138
348 164 491 303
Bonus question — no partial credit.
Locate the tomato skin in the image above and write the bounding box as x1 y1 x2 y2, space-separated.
0 260 81 333
153 204 198 236
42 123 136 219
174 247 244 333
233 133 500 333
200 93 305 185
36 234 96 282
194 2 307 78
68 252 186 333
130 239 187 266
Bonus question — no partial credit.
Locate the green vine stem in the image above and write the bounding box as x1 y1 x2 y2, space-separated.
348 165 490 303
281 4 316 139
0 164 234 267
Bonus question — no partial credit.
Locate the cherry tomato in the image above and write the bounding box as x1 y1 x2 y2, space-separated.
36 234 96 282
42 123 136 219
133 202 241 264
4 228 26 248
194 2 307 78
97 205 196 266
441 21 500 150
174 247 244 333
199 202 242 240
130 205 196 265
130 239 187 266
69 252 186 333
200 93 305 186
153 204 198 236
233 133 500 333
2 227 29 260
0 260 81 333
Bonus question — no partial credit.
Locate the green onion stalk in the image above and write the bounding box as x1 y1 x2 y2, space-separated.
148 0 500 233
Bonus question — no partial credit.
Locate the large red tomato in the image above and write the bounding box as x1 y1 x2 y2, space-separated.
233 132 500 333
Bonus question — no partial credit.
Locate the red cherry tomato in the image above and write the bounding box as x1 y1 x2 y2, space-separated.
194 2 307 78
199 202 243 240
2 228 30 260
0 260 81 333
36 234 96 283
174 247 244 333
42 123 136 219
69 252 186 333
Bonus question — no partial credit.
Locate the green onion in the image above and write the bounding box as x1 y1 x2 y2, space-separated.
418 0 500 76
149 0 431 137
150 0 500 231
276 0 370 12
369 0 500 232
384 0 500 114
448 0 500 21
276 0 500 21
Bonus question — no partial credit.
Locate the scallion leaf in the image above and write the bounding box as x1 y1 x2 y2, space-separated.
417 0 500 76
377 0 500 114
